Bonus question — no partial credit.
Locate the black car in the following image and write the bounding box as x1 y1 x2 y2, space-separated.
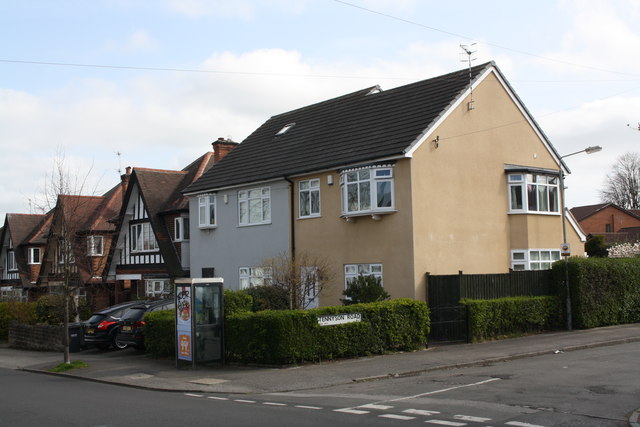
83 301 143 350
115 299 175 349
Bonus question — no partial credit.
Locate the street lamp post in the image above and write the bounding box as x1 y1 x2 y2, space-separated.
559 145 602 331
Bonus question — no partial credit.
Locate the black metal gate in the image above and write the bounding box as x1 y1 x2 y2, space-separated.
429 305 470 344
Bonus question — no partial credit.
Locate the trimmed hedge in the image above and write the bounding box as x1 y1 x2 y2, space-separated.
223 290 253 317
461 296 562 342
144 310 175 358
1 302 38 340
225 298 430 365
552 257 640 329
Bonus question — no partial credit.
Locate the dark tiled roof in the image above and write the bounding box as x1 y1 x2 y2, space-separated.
6 214 48 246
185 62 495 193
570 203 640 221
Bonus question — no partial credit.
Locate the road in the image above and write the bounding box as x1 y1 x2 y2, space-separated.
1 341 638 426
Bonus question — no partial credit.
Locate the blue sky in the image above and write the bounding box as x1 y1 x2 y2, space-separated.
1 0 639 218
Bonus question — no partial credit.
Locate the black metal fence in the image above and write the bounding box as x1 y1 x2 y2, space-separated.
427 270 553 343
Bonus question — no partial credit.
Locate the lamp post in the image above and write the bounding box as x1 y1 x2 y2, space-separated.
559 145 602 330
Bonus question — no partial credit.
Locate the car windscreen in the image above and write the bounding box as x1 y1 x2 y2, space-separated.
87 314 106 324
120 307 148 322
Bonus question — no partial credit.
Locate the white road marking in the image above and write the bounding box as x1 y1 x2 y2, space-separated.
360 404 395 410
426 420 467 426
207 396 229 401
404 409 441 416
454 415 492 422
335 408 370 415
184 393 203 398
506 422 546 427
263 402 287 406
379 414 416 420
294 405 323 410
389 378 501 403
234 399 256 404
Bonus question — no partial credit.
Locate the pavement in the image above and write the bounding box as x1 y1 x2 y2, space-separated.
2 323 640 424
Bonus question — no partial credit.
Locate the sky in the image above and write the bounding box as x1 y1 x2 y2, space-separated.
1 0 639 219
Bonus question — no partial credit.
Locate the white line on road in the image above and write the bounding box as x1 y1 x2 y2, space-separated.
454 415 492 422
404 409 441 416
234 399 256 404
263 402 287 406
184 393 203 398
506 422 546 427
294 405 323 410
379 414 416 420
388 378 501 403
360 404 395 410
335 408 371 415
207 396 229 401
425 420 467 426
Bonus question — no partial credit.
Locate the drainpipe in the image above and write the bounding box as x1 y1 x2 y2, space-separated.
284 177 296 260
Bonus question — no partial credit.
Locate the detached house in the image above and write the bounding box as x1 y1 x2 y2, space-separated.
571 203 640 243
0 213 52 301
105 140 235 302
184 61 585 305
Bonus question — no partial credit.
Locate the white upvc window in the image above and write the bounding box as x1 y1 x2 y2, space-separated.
131 222 158 252
508 173 559 214
28 247 41 265
344 263 383 288
145 279 170 297
299 179 320 218
239 266 272 289
198 194 216 228
511 249 561 271
58 240 75 264
174 217 190 241
7 251 17 271
341 167 394 216
87 235 104 256
238 187 271 226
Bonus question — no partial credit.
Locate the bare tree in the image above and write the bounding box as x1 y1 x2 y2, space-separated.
34 150 96 364
263 251 334 310
600 152 640 210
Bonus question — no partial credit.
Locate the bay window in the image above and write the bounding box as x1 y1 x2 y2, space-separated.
508 173 559 213
340 166 394 216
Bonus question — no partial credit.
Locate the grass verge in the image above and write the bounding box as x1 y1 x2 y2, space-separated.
48 360 88 373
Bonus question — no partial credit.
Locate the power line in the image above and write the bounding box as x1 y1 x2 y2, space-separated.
333 0 640 78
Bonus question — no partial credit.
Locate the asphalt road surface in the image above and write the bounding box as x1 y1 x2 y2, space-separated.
1 341 638 426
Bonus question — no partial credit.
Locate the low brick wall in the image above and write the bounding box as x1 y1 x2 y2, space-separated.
8 323 65 351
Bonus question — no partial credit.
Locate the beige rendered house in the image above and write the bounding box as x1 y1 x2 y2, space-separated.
186 62 585 306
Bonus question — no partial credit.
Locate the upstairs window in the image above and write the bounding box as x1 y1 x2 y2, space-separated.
198 194 216 228
509 173 559 214
239 267 272 289
58 240 75 264
7 251 17 271
175 217 190 241
238 187 271 225
28 247 41 264
299 179 320 218
131 222 158 252
341 167 394 216
87 236 104 256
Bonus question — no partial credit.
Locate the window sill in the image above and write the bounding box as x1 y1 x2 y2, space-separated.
508 211 561 216
341 209 397 222
238 221 272 227
298 214 321 220
198 225 217 230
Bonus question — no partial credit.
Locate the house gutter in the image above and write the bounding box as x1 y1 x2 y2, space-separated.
284 177 296 260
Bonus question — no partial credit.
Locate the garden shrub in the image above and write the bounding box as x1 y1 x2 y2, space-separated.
225 298 429 365
143 310 175 358
551 257 640 329
1 302 38 341
245 285 289 311
341 275 390 305
461 296 562 342
223 289 253 317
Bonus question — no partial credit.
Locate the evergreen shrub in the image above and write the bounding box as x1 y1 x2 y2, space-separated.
143 310 175 358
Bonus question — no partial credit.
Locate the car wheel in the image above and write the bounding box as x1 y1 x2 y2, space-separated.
114 339 128 350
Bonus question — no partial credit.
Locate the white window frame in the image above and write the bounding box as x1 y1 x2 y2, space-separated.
87 235 104 257
299 179 321 218
511 249 561 271
344 263 383 288
198 194 217 228
130 222 159 252
28 247 41 265
174 217 190 241
239 266 272 289
238 187 271 226
58 240 75 264
508 173 560 214
341 167 394 216
7 251 17 271
145 279 170 297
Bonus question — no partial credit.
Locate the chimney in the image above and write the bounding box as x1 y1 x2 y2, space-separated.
121 166 132 191
212 137 239 163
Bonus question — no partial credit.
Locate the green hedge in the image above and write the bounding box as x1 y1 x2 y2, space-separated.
461 296 562 342
225 298 430 365
552 257 640 329
223 289 253 317
143 310 175 358
0 302 38 340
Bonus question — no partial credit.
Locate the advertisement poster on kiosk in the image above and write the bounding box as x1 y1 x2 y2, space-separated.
176 285 192 362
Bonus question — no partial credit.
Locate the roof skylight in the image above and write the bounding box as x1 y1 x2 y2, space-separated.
276 123 295 135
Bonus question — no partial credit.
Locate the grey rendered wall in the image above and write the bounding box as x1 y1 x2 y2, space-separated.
188 180 291 290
